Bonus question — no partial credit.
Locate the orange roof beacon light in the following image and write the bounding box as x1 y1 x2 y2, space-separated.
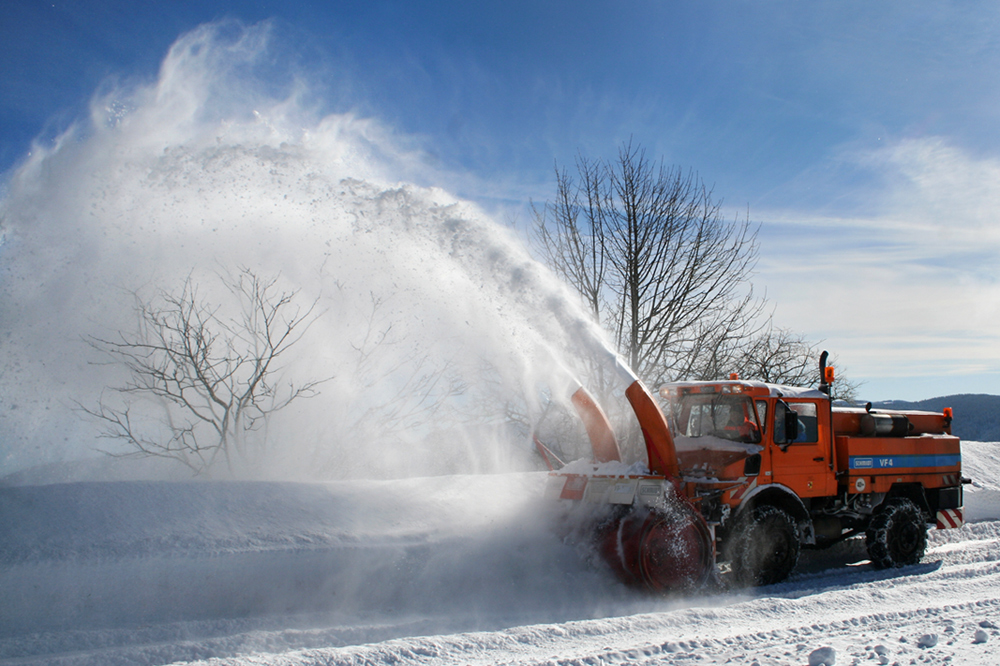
818 350 833 395
729 372 739 380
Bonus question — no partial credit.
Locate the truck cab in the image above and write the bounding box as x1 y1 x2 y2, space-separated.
663 380 837 498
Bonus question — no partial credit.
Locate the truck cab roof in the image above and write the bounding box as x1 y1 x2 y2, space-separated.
660 380 830 401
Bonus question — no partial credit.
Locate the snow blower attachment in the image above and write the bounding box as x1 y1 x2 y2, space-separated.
543 369 716 593
542 351 965 592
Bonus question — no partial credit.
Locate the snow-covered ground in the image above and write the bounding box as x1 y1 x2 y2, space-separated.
2 441 1000 666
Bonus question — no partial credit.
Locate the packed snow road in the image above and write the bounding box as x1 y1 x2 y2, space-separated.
2 441 1000 665
7 521 1000 666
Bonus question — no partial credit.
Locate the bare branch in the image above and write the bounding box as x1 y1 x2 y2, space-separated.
80 268 327 474
532 141 855 429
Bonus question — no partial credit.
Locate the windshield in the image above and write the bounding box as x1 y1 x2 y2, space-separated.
672 393 762 444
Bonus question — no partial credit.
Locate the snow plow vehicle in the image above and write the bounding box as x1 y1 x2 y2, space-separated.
541 352 965 591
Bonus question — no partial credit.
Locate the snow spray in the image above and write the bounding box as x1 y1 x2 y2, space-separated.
0 21 618 481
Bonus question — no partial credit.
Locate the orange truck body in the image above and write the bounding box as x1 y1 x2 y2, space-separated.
660 380 964 544
544 365 965 589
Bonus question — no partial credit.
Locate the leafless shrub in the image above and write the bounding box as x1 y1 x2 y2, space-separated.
80 268 324 474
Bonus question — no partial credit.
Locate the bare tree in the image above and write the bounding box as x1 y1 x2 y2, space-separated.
267 288 479 479
533 141 860 409
731 325 819 386
80 268 324 474
533 158 608 326
331 294 466 443
690 320 859 401
534 140 763 388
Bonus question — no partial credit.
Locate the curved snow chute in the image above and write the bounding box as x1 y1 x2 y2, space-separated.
624 380 680 479
604 353 680 479
569 386 621 463
533 382 619 469
555 376 715 592
543 345 714 592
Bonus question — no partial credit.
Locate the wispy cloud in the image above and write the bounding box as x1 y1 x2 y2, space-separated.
756 137 1000 397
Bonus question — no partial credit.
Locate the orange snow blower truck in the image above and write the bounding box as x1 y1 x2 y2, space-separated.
541 352 965 590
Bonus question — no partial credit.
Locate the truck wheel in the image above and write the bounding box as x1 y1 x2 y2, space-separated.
865 498 927 569
727 505 800 587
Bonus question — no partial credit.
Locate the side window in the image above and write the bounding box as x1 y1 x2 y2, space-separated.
787 402 818 443
755 401 768 434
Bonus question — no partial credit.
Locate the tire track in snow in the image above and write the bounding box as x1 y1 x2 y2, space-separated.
153 598 1000 666
6 506 1000 666
135 523 1000 666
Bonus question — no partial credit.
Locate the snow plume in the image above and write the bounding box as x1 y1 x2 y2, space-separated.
0 21 611 481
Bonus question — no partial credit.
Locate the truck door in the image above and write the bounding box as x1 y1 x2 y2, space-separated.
770 399 835 496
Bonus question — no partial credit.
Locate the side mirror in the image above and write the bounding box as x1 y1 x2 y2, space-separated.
784 409 800 444
773 400 800 447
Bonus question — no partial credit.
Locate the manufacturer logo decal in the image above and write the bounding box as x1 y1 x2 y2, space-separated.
638 484 660 496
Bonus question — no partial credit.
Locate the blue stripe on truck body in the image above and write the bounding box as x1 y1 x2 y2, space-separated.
849 454 961 470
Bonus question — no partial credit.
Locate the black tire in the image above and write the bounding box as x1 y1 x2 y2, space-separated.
865 498 928 569
727 505 800 587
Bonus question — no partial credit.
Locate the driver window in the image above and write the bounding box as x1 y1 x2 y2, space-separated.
787 402 818 443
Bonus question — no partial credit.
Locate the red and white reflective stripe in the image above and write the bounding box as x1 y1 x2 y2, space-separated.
936 508 964 529
941 474 960 486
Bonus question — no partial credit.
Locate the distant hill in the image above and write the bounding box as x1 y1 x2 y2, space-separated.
872 394 1000 443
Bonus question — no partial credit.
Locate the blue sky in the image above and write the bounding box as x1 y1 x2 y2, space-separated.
3 1 1000 401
